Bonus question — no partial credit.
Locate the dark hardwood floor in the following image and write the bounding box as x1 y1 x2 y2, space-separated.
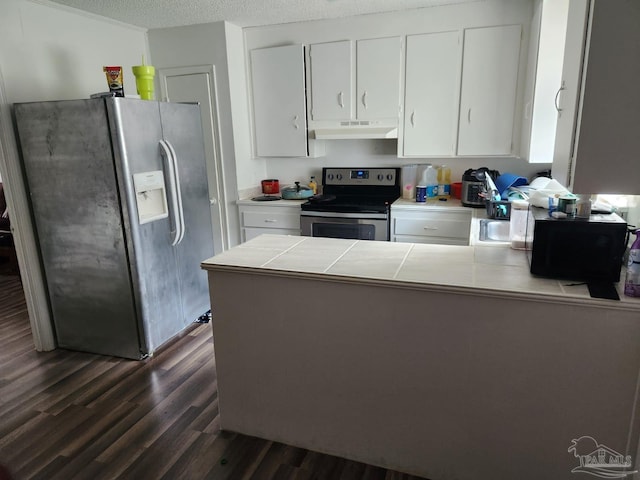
0 274 426 480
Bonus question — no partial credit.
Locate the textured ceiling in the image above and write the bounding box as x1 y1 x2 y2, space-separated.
46 0 482 29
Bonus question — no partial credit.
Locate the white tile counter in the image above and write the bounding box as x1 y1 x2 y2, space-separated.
202 234 639 309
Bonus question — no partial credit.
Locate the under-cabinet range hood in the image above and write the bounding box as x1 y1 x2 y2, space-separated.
311 121 398 140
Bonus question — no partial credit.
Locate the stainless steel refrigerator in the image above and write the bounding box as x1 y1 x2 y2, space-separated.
14 97 214 359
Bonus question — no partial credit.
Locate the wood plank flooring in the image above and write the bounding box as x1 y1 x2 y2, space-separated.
0 274 427 480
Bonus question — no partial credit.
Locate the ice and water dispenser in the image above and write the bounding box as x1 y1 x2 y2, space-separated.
133 170 169 224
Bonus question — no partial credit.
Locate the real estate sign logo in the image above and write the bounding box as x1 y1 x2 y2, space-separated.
568 436 637 478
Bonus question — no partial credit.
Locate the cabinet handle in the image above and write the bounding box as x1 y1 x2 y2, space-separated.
362 91 368 109
264 219 278 223
292 115 299 129
554 82 566 113
410 111 415 127
338 91 344 108
467 108 472 124
423 226 438 230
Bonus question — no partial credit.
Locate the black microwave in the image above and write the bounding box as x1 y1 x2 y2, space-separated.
525 207 627 283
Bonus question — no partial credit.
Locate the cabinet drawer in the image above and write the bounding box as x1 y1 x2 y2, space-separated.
244 227 300 242
392 234 468 246
392 210 471 239
242 211 300 229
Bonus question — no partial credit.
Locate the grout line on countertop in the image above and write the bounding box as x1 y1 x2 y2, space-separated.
321 240 360 273
393 243 415 280
260 236 309 267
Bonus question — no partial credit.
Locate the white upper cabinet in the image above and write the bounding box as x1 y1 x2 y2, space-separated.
524 0 570 164
562 0 640 194
402 31 461 157
457 25 522 156
309 41 353 121
356 37 402 120
310 37 401 122
250 44 309 157
551 0 589 183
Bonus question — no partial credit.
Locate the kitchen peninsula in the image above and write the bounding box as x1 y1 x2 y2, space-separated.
201 235 640 480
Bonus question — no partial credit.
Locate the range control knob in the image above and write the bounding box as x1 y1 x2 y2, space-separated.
377 174 384 181
327 174 334 181
336 174 343 180
387 174 394 181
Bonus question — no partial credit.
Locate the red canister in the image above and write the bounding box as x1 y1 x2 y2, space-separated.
261 179 280 194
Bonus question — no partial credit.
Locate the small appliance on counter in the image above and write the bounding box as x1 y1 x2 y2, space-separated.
525 207 628 299
461 168 499 207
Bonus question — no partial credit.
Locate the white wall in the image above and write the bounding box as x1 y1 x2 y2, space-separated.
147 21 251 247
243 0 552 189
0 0 149 103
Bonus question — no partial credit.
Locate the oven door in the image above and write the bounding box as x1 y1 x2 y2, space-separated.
300 211 389 241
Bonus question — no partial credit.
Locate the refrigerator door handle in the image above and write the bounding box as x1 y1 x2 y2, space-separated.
164 139 186 245
159 139 184 246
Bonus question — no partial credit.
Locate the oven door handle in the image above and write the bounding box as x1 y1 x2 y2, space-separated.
300 211 388 220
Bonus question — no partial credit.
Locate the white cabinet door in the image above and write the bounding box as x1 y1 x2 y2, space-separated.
390 207 471 245
356 37 402 120
403 31 460 156
251 45 308 157
567 0 640 194
526 0 570 164
551 0 589 185
457 25 522 156
309 41 352 121
238 204 301 243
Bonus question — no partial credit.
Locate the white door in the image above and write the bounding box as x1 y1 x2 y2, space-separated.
159 65 227 255
356 37 402 120
457 25 522 156
250 45 308 157
403 31 461 156
309 40 352 121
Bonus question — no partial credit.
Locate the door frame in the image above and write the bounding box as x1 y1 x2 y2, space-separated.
158 65 229 254
0 67 55 351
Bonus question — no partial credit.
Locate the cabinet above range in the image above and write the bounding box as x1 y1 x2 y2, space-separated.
308 37 402 139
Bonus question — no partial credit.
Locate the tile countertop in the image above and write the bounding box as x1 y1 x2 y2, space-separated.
202 234 640 310
392 197 468 210
236 197 307 206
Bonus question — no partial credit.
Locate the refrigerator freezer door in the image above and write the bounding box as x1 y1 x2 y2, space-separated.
158 102 214 325
15 99 144 359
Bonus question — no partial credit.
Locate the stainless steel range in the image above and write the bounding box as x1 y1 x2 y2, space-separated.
300 167 400 241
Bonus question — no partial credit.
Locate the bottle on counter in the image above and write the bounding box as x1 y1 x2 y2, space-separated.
423 165 438 198
437 165 451 198
624 229 640 297
308 176 318 195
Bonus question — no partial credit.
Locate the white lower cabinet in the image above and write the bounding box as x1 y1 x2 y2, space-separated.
390 207 472 245
238 202 302 242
